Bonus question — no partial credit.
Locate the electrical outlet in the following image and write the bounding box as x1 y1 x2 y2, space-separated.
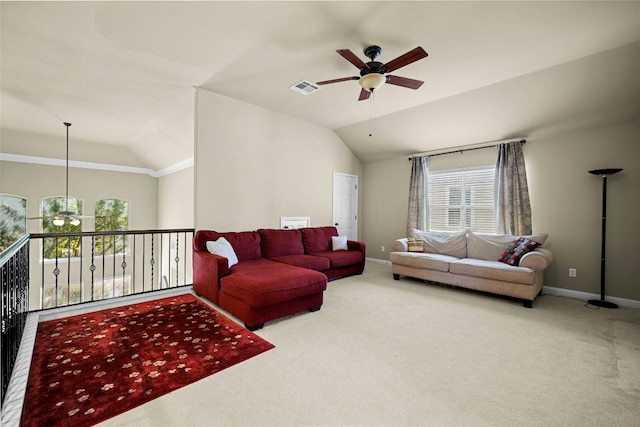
381 246 385 252
569 268 577 278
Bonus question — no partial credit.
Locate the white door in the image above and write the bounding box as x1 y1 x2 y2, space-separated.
333 172 358 240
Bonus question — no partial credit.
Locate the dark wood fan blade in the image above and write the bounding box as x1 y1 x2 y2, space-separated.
384 47 428 72
358 88 371 101
316 76 358 85
337 49 370 70
386 75 424 90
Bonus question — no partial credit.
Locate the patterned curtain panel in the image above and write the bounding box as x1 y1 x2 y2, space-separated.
494 141 532 235
407 156 429 234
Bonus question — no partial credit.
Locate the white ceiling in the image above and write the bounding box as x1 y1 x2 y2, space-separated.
2 1 639 169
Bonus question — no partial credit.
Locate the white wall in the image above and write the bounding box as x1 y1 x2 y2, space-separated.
194 88 363 232
158 166 194 229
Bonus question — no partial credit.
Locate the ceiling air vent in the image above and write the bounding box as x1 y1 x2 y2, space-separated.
289 80 321 95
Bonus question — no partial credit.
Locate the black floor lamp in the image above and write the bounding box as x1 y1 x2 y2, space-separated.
588 168 623 309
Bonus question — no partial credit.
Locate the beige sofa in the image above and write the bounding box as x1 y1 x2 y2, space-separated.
390 230 554 307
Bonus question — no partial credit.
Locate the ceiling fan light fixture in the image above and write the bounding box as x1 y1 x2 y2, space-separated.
53 217 65 227
70 217 81 227
318 45 427 101
359 73 386 92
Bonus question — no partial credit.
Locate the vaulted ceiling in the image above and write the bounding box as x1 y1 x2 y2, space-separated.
2 1 639 169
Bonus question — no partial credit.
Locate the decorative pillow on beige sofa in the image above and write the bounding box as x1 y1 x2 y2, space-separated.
499 237 541 265
407 237 424 252
410 229 467 258
467 231 548 261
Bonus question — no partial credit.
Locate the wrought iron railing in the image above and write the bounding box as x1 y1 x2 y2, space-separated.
1 228 193 407
1 234 30 405
28 229 194 310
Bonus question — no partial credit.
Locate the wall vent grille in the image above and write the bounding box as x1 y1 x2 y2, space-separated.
289 80 321 95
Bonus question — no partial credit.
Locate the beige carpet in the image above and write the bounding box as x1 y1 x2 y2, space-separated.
98 262 640 427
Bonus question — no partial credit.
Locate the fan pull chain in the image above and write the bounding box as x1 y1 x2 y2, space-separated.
369 91 375 137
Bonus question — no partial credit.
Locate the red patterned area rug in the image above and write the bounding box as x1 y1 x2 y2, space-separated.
21 294 274 427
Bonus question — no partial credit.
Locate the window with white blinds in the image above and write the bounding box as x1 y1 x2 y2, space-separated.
428 166 496 233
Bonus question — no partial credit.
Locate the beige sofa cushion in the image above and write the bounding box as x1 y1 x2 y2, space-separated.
389 252 458 273
450 258 536 285
467 231 549 261
410 229 467 258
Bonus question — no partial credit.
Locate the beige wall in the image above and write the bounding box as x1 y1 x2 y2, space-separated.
362 148 498 260
526 123 639 301
1 127 192 232
362 156 410 258
194 88 363 232
1 159 197 310
1 161 158 233
363 122 640 301
158 166 194 229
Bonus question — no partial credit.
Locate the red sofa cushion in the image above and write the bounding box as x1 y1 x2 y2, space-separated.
230 258 276 272
301 226 338 253
258 229 304 258
220 263 327 308
194 230 261 262
310 250 363 268
269 254 330 271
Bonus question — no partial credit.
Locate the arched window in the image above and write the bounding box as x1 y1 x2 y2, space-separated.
41 196 83 259
94 198 129 256
0 194 27 253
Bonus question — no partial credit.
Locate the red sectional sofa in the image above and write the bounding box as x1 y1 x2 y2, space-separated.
192 226 366 330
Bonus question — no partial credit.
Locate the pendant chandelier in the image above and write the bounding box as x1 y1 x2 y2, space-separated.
53 122 81 227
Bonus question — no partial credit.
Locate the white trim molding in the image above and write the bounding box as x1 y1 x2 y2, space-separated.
155 158 194 177
0 153 193 178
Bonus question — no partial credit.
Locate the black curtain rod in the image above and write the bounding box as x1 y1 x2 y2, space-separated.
409 139 526 160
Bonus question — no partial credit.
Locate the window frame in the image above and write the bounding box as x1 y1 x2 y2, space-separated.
40 196 84 262
0 193 27 253
427 165 496 233
93 198 130 258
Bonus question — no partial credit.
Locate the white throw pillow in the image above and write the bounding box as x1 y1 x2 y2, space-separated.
206 237 239 267
332 235 348 251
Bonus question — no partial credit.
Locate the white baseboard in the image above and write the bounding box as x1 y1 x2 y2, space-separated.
36 287 192 322
366 257 391 265
542 286 640 308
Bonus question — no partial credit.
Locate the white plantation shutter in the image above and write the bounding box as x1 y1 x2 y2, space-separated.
428 166 496 233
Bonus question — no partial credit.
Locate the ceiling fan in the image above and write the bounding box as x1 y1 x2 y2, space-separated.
28 122 92 227
316 45 428 101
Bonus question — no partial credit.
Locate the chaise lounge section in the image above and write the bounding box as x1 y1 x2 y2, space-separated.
192 226 365 330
